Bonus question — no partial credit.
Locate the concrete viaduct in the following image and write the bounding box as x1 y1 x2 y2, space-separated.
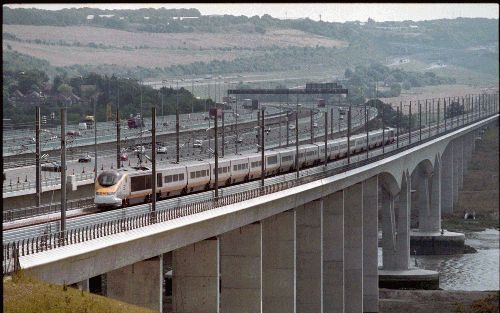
8 111 499 313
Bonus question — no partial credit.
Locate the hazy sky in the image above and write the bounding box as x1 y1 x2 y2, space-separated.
4 3 499 22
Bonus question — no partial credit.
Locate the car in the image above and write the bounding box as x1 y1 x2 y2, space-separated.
313 122 319 128
235 137 243 144
289 124 296 130
120 153 128 161
193 140 203 148
78 155 92 163
157 146 168 154
41 162 64 172
134 146 146 154
67 131 82 137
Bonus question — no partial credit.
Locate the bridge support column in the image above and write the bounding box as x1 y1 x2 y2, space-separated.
106 255 163 312
76 279 89 292
262 210 296 313
396 171 411 269
220 223 262 313
458 137 464 190
344 183 363 313
296 200 323 313
363 177 379 313
172 239 219 313
381 171 439 289
381 187 397 270
415 169 431 232
323 191 344 313
411 155 465 255
441 143 454 214
452 140 460 206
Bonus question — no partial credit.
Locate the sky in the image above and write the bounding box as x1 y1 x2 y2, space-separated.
4 3 499 22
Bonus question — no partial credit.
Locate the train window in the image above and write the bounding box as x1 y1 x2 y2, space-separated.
203 170 207 176
196 171 201 178
166 175 172 183
173 174 178 182
179 173 184 181
267 155 278 165
190 172 195 179
97 171 119 187
131 175 152 192
233 165 237 171
223 167 227 173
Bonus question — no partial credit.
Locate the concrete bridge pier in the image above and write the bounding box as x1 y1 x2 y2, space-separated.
262 210 296 313
363 177 379 313
452 139 462 206
106 255 163 312
441 143 454 214
323 191 345 313
296 200 322 313
379 171 439 290
220 223 262 313
172 239 219 313
411 155 465 255
344 183 363 313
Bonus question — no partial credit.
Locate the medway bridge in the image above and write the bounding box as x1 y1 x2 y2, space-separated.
2 91 499 313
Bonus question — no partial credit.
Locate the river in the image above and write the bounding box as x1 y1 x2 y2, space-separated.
379 229 499 291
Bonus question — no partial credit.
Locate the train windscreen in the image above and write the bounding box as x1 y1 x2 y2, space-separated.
98 171 119 187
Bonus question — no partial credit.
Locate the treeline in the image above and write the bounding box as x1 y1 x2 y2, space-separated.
344 63 456 105
3 7 200 28
3 70 214 125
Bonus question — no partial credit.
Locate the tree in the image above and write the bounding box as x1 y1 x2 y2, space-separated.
57 83 73 96
390 83 402 97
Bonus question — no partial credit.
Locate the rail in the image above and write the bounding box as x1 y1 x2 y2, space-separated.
3 94 498 273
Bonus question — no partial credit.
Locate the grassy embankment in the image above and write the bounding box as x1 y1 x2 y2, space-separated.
3 272 159 313
380 289 499 313
442 125 499 233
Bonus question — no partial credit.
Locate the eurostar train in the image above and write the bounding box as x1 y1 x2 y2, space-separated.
95 128 396 209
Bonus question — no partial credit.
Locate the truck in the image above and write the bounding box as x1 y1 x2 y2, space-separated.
209 107 223 118
127 115 144 129
242 99 259 110
222 96 236 104
78 122 87 130
84 115 95 129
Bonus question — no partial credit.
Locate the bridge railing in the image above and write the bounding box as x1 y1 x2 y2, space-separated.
3 197 95 223
3 92 498 274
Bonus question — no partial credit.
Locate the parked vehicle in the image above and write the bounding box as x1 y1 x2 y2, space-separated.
41 162 64 172
78 122 87 130
193 140 203 148
157 146 168 154
120 153 129 161
78 155 92 163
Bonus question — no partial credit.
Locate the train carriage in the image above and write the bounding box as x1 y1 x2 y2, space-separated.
264 150 280 176
247 153 263 180
226 155 250 183
276 147 296 173
185 161 211 192
209 159 232 187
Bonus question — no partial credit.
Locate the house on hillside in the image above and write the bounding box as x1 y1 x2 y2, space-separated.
8 89 45 107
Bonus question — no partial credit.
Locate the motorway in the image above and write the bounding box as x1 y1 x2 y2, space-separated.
3 105 372 189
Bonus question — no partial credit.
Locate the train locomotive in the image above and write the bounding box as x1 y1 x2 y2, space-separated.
95 127 396 209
